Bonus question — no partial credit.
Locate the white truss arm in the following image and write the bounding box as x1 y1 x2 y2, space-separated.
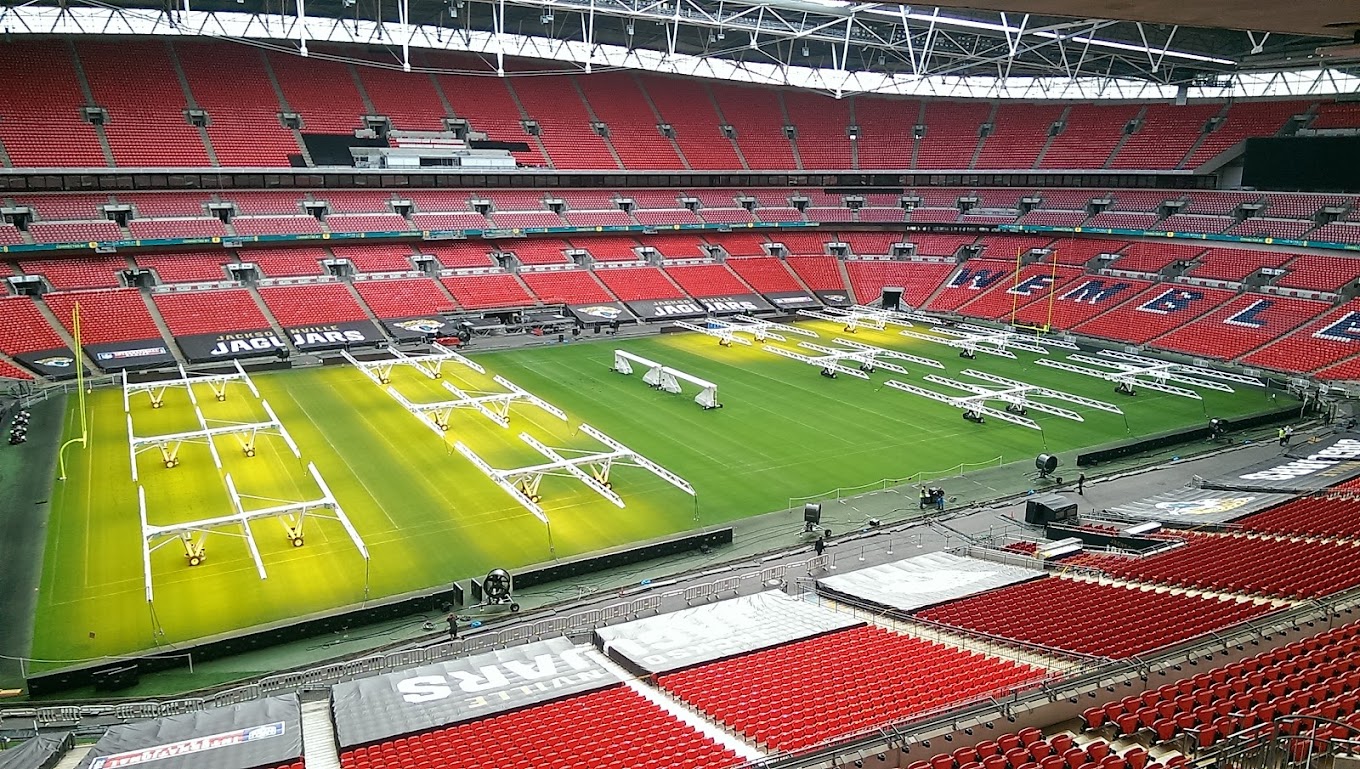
384 386 454 436
139 486 154 603
493 375 569 421
672 320 753 346
1035 358 1204 399
519 433 626 508
441 381 510 428
960 369 1125 414
899 329 1019 359
579 424 696 496
799 342 911 375
762 344 870 379
728 317 820 339
452 440 548 523
833 338 945 369
223 473 269 582
883 380 1042 430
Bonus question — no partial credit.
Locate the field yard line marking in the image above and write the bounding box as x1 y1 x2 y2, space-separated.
278 384 400 531
82 402 95 590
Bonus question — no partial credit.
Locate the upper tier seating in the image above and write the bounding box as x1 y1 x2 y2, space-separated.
267 50 365 133
1184 100 1305 167
1277 254 1360 292
176 41 301 166
353 279 454 319
1072 284 1236 344
1240 299 1360 374
594 268 685 301
519 270 614 305
17 194 112 221
1110 243 1204 275
22 256 126 290
1158 213 1234 235
435 67 546 167
77 41 210 167
1263 193 1353 219
257 283 370 326
499 239 571 266
410 212 492 230
786 257 846 292
916 101 989 169
1066 531 1360 599
325 213 410 233
1085 211 1159 229
440 274 535 309
1111 104 1218 170
785 90 853 169
423 243 495 269
353 65 446 131
845 261 954 307
641 77 743 170
916 576 1274 658
664 264 750 297
1188 247 1290 281
45 289 161 344
226 192 307 215
726 257 802 293
1040 104 1141 169
232 215 323 236
1228 218 1316 240
1312 102 1360 130
577 73 686 170
0 41 106 166
710 83 796 170
134 251 233 283
1153 294 1328 361
658 624 1044 752
338 685 741 769
240 248 328 277
844 231 908 255
853 96 916 169
1184 191 1262 215
706 232 770 256
154 288 272 335
1310 223 1360 246
974 103 1065 170
1237 496 1360 539
511 76 620 170
0 296 67 355
329 245 417 273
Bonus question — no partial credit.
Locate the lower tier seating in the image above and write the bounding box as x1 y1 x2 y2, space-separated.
594 268 685 301
519 270 615 305
1152 294 1327 361
926 259 1018 312
22 256 127 290
241 248 329 278
954 265 1085 320
339 685 741 769
1072 285 1236 344
353 279 454 319
45 289 162 344
1240 299 1360 374
440 274 536 309
330 245 418 273
1011 276 1155 330
134 252 233 283
257 283 370 326
658 625 1044 752
1062 531 1360 599
785 257 846 292
663 264 750 297
845 260 954 307
916 576 1274 659
725 257 802 293
0 359 33 379
1235 496 1360 539
153 289 273 335
0 296 69 354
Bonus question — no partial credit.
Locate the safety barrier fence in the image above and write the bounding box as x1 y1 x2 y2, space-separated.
787 456 1006 509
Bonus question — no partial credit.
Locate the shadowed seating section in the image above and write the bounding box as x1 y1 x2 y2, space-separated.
338 685 741 769
658 624 1046 752
916 577 1274 658
0 297 68 358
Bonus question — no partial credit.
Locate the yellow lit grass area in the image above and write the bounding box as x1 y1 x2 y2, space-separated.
32 322 1285 665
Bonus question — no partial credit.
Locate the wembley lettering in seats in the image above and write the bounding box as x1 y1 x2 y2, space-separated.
1137 288 1205 315
1224 298 1274 329
947 266 1008 291
1314 312 1360 344
1006 275 1059 297
1060 279 1135 305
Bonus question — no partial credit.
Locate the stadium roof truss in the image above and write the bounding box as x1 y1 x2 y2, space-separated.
453 424 695 545
1035 349 1264 398
137 462 369 602
899 322 1079 360
8 0 1358 97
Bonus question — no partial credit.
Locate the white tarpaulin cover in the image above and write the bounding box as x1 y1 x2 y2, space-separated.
593 590 862 675
816 551 1043 613
330 637 620 749
1107 487 1294 524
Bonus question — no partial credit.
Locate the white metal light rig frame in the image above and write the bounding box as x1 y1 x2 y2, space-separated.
883 368 1126 432
123 365 300 483
341 342 476 384
454 424 696 552
1036 350 1264 399
763 338 943 379
798 305 917 333
899 320 1080 359
137 463 370 602
672 317 820 346
125 366 369 604
612 349 721 409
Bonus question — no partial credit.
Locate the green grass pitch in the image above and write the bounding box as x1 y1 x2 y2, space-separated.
30 321 1287 666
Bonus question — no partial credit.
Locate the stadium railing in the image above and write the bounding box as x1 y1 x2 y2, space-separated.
787 456 1005 509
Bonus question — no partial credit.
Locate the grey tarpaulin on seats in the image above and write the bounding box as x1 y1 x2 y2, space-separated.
329 637 620 750
76 695 301 769
1107 487 1295 524
816 551 1044 614
592 590 862 676
0 732 73 769
1203 434 1360 492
